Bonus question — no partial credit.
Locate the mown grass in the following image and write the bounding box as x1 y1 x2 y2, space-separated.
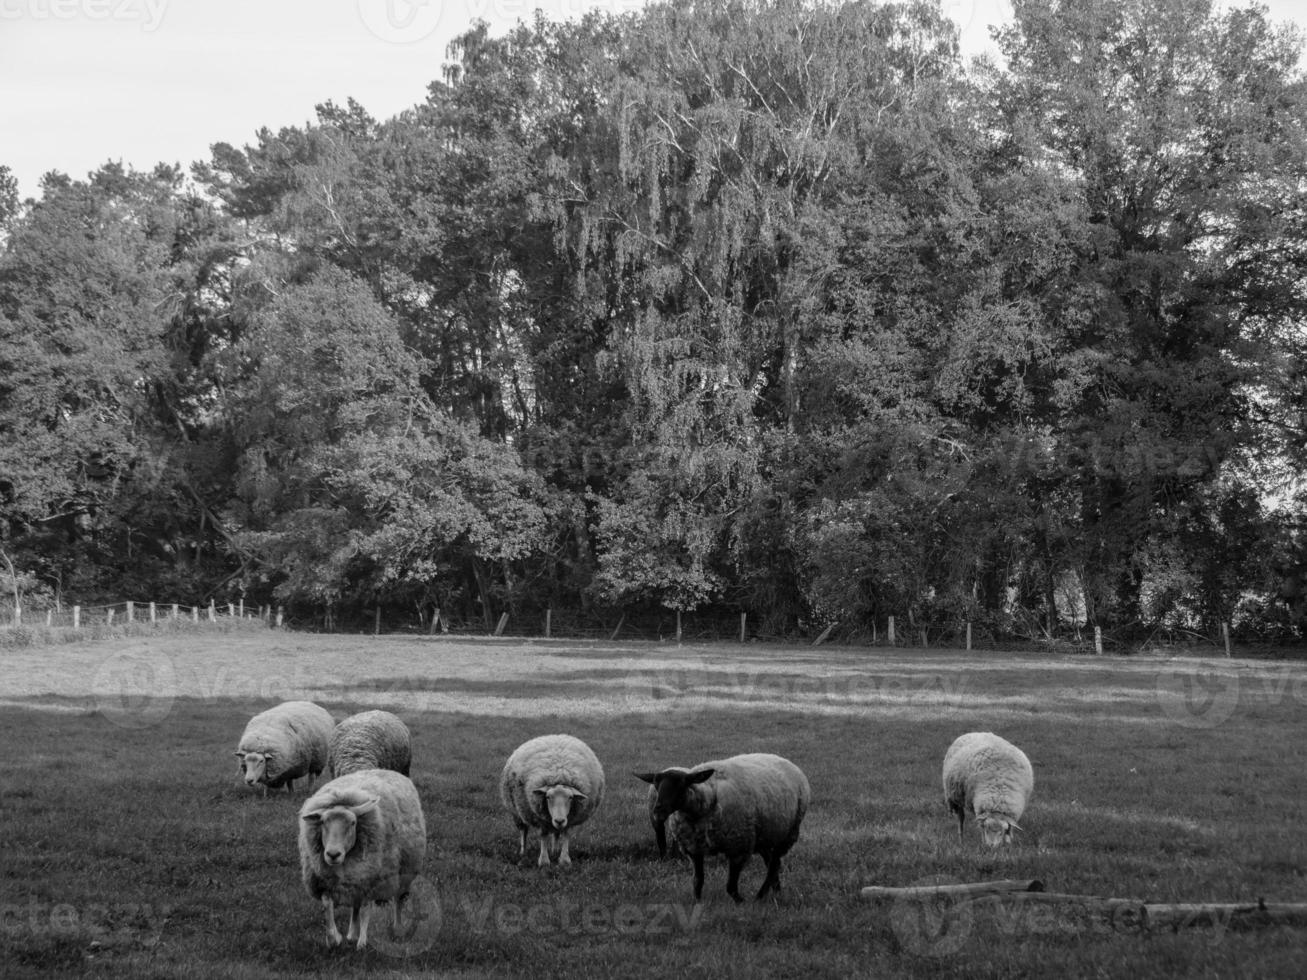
0 637 1305 978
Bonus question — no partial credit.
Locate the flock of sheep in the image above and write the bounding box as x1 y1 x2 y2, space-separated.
233 700 1035 950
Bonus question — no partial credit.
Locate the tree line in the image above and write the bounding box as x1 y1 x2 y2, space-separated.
3 0 1307 641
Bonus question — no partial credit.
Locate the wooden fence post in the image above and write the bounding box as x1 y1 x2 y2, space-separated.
126 601 134 623
495 612 509 636
276 606 284 628
107 608 115 626
208 600 216 622
227 603 234 618
887 616 896 646
1222 622 1231 657
73 605 80 629
45 609 53 627
740 612 747 643
1094 625 1103 655
676 609 683 644
966 621 972 652
374 606 382 636
149 601 157 623
545 608 552 638
171 603 178 620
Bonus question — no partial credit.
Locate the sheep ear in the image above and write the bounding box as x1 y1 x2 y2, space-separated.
687 769 715 785
570 791 587 801
633 771 658 784
234 750 245 759
300 810 324 824
531 787 547 796
350 796 379 817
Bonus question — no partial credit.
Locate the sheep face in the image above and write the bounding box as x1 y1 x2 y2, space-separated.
978 812 1020 847
302 797 379 865
533 785 586 830
235 750 269 787
635 768 714 822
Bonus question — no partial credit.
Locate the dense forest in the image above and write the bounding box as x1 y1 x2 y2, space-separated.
3 0 1307 642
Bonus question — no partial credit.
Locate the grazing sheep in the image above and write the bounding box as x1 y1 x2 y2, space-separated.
942 731 1034 847
299 768 427 949
500 734 605 867
636 753 810 903
328 710 412 778
647 766 689 858
235 700 334 796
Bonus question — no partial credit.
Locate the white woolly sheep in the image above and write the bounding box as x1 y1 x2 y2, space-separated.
235 700 334 796
636 753 810 903
298 768 427 949
942 731 1034 847
646 766 689 859
328 710 412 778
499 734 605 868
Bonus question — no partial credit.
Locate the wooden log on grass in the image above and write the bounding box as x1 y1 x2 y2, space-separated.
495 611 509 636
861 879 1045 900
1142 901 1307 931
812 622 837 646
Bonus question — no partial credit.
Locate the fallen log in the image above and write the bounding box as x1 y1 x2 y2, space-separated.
1142 901 1307 931
861 879 1044 900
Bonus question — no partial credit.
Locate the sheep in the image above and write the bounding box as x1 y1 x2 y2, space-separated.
234 700 334 796
647 766 689 858
942 731 1034 847
636 753 810 903
499 734 605 868
328 710 412 778
298 768 427 949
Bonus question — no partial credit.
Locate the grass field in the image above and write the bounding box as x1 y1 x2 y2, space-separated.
1 630 1305 978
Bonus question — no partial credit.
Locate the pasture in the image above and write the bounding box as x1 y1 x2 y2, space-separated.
1 631 1304 978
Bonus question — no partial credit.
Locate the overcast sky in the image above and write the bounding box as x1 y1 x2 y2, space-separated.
1 0 1303 200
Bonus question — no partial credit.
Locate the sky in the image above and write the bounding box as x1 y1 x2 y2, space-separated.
1 0 1304 201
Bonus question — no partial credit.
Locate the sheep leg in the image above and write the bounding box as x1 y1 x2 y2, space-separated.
654 821 668 859
691 852 706 900
321 896 342 947
957 809 966 843
557 830 572 867
346 903 361 943
355 903 373 950
725 854 749 904
757 849 783 900
537 832 552 867
517 824 529 858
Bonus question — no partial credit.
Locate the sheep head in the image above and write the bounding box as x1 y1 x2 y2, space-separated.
635 768 714 822
235 750 269 787
977 811 1021 847
302 796 380 865
532 785 586 830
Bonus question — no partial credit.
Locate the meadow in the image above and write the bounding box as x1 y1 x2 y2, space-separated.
1 630 1304 979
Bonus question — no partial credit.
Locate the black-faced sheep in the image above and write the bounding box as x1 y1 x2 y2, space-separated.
298 768 427 949
235 700 334 795
636 753 810 903
499 734 605 867
942 731 1034 847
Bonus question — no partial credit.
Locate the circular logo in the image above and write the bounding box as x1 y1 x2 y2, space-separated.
369 875 442 958
1155 665 1240 728
357 0 444 44
92 648 178 729
888 876 973 957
